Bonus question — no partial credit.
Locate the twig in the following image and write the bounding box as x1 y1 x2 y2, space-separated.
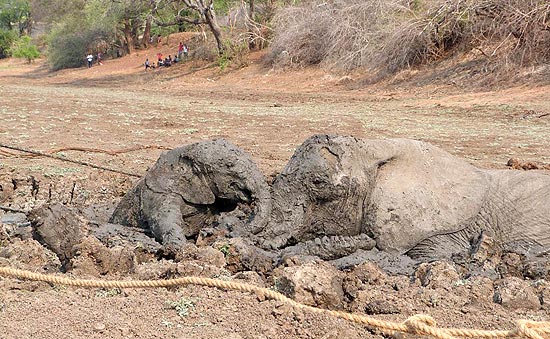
0 205 28 214
473 47 489 58
0 143 142 178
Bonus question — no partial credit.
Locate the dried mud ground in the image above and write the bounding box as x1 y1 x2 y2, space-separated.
1 47 550 339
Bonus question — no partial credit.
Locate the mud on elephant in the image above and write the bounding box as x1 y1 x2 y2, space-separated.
110 139 271 249
257 135 550 262
110 136 549 267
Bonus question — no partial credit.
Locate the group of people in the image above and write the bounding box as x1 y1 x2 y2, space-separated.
86 52 103 68
144 41 189 71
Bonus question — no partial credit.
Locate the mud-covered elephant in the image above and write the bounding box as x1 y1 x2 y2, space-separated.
258 135 550 261
110 139 271 247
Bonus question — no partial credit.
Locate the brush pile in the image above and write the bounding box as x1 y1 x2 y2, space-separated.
269 0 550 77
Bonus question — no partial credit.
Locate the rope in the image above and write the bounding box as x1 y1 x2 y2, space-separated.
0 143 142 178
0 267 548 339
46 145 171 156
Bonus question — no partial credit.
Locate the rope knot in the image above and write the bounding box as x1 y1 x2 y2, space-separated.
516 319 549 339
403 314 457 339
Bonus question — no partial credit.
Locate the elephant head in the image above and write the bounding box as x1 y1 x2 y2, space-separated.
259 135 377 251
110 139 271 247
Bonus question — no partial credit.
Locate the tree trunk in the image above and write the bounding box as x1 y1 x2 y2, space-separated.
123 19 135 54
203 5 224 55
248 0 256 50
142 16 152 48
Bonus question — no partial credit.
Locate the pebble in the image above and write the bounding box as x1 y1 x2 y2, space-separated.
93 323 106 332
119 327 131 336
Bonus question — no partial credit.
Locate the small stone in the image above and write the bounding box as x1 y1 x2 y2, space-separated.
364 299 400 315
119 327 131 336
93 323 106 332
220 335 243 339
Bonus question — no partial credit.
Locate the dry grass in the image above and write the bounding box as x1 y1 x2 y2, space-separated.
268 0 550 77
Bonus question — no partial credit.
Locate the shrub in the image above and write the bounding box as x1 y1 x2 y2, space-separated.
217 38 249 70
268 0 411 72
0 29 17 58
268 0 550 76
9 35 40 62
48 25 110 70
377 0 550 73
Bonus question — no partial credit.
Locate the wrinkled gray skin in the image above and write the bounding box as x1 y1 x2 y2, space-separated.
110 140 271 247
259 135 550 261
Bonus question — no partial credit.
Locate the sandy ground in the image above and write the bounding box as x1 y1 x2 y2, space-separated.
0 38 549 339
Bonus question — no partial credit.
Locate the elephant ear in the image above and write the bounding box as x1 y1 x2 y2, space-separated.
144 150 216 205
367 139 490 254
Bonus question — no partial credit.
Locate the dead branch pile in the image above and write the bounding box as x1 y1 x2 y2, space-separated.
268 0 550 75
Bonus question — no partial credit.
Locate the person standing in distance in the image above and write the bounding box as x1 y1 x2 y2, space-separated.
86 53 93 68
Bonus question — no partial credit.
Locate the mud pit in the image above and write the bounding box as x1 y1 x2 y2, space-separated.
1 56 550 339
4 137 550 331
105 136 550 272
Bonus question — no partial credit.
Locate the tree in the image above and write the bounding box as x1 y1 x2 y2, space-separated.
0 0 32 34
107 0 152 54
10 35 39 62
0 0 32 58
29 0 86 24
0 29 17 57
152 0 225 54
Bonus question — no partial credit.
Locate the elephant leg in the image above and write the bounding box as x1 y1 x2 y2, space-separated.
142 191 187 246
405 223 483 261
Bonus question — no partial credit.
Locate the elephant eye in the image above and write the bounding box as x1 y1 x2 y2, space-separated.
311 177 326 186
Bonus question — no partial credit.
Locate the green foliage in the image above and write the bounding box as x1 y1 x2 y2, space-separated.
213 0 239 15
217 52 230 70
0 0 30 33
167 297 196 318
150 25 179 39
217 38 249 70
29 0 87 23
0 29 17 57
47 19 110 70
218 243 231 257
9 35 39 62
0 0 30 59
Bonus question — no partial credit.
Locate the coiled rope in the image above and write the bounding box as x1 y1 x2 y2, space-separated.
0 267 548 339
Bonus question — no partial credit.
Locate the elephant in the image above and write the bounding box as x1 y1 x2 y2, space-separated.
111 136 549 267
110 139 271 247
257 135 550 262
